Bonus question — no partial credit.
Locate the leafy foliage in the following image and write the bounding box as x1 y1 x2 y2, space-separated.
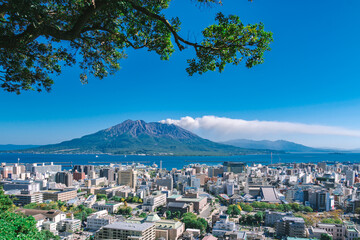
181 212 208 232
0 0 273 94
0 188 59 240
227 204 242 216
112 195 142 203
321 218 342 224
139 212 147 218
238 211 264 226
24 201 60 210
249 201 312 212
72 205 95 222
321 233 333 240
117 206 132 215
0 188 15 211
96 194 108 201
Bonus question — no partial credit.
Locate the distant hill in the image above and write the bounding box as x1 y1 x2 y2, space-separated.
221 139 328 153
13 120 273 156
0 144 41 151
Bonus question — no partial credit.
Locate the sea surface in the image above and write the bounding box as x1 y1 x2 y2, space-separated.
1 153 360 170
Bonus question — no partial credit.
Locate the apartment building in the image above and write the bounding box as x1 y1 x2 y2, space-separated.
212 215 237 238
264 211 294 227
275 217 306 238
95 222 155 240
87 210 117 231
57 219 81 232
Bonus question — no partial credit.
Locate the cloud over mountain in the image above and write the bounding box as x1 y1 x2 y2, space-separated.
160 116 360 143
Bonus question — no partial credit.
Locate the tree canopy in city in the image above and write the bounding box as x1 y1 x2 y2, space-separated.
0 188 59 240
0 0 273 94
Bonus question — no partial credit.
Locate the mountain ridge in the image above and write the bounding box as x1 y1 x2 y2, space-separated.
13 120 274 156
221 139 329 153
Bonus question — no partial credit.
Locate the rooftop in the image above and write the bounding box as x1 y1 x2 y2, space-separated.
103 221 154 231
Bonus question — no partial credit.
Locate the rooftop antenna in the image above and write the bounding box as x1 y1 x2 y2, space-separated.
270 152 273 165
17 158 20 165
160 160 162 171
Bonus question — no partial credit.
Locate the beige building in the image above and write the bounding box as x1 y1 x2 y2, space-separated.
42 189 77 202
95 222 155 240
118 169 137 189
317 223 345 240
142 191 167 212
167 192 208 214
144 213 185 240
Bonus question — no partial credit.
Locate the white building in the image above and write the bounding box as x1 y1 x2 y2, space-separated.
84 194 97 208
92 200 122 214
87 210 117 231
346 170 356 187
212 215 237 237
57 219 81 233
142 191 167 212
95 222 155 240
42 221 58 235
190 176 201 189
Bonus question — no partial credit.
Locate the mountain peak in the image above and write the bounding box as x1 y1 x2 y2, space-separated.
104 119 195 139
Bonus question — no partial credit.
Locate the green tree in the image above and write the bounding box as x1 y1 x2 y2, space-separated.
321 218 342 224
321 234 333 240
139 212 147 218
0 189 59 240
182 213 207 232
304 207 313 212
96 194 108 201
0 188 15 211
254 211 264 225
165 210 172 219
355 207 360 214
118 206 132 215
73 205 95 222
242 204 253 212
0 0 273 94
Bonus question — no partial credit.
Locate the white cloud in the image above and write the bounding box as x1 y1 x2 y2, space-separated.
160 116 360 147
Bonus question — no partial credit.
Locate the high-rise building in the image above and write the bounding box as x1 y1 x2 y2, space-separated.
55 172 73 187
73 165 94 175
118 169 137 189
73 170 85 181
100 168 115 182
223 162 246 174
346 170 356 187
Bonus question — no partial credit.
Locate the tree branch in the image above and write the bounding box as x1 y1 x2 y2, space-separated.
0 0 108 49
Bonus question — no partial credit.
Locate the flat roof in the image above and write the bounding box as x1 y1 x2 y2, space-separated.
104 222 154 231
168 195 182 199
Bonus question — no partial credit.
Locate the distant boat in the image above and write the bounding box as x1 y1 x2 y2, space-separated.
95 155 99 158
124 155 127 158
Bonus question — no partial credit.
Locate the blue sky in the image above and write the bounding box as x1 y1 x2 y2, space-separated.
1 0 360 148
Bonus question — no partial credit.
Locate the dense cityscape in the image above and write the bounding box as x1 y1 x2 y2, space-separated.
0 160 359 240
